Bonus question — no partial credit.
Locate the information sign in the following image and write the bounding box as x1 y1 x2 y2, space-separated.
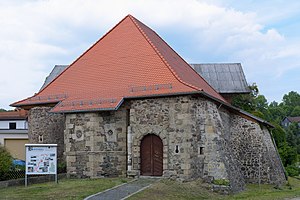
25 144 58 186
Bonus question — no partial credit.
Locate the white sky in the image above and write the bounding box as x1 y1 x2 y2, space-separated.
0 0 300 109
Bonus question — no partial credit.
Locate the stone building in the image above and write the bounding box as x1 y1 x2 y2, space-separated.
12 15 286 192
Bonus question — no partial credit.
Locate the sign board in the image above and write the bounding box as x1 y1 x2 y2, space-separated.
25 144 57 175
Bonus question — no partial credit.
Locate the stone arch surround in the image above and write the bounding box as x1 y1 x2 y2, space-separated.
132 129 169 176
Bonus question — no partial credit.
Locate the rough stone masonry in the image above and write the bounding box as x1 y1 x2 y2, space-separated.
28 94 286 192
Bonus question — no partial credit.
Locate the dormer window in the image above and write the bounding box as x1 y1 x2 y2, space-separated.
9 122 16 129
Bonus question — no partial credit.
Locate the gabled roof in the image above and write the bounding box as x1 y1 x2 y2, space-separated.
11 15 226 113
190 63 250 94
40 65 69 91
286 116 300 123
0 109 28 120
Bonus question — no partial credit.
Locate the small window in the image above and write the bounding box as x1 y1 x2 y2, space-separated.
9 122 16 129
200 147 204 155
174 145 180 154
39 135 43 143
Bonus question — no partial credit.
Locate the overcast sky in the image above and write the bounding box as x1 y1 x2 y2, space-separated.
1 0 300 110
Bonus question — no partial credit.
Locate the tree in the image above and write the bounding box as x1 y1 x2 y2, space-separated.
291 106 300 117
254 95 268 112
272 124 286 148
0 108 7 112
269 101 278 108
231 83 259 112
268 105 286 124
282 91 300 107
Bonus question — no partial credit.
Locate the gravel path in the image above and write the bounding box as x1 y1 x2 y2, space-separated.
84 178 159 200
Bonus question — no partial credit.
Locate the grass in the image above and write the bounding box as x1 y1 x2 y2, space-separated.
0 178 128 200
129 177 300 200
2 177 300 200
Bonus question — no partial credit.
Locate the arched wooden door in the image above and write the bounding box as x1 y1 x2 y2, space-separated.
140 134 163 176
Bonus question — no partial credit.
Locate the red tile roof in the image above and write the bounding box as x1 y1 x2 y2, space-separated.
11 15 226 113
0 109 28 120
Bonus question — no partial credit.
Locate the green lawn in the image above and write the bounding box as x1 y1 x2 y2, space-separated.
1 177 300 200
129 177 300 200
0 178 127 200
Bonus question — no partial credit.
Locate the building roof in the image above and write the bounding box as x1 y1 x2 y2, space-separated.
286 116 300 123
40 65 69 91
38 63 250 97
0 109 28 120
11 15 226 113
190 63 250 94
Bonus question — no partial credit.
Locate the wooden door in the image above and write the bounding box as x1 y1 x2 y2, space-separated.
140 134 163 176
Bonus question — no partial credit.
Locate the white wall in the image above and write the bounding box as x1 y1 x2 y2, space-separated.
0 120 27 129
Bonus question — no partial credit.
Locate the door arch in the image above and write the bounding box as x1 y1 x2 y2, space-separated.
140 134 163 176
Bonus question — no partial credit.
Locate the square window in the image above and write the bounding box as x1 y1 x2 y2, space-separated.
9 122 16 129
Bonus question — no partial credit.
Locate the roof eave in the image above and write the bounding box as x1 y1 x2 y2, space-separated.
198 91 274 128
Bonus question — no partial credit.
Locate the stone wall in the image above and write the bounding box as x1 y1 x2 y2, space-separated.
28 107 65 162
129 95 285 191
58 94 285 192
227 114 286 185
204 105 245 192
129 96 197 180
129 95 245 192
64 110 127 178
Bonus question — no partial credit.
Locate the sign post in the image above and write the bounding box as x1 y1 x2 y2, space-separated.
25 144 58 186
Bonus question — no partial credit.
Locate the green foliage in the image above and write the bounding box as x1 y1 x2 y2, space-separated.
250 110 265 119
285 146 298 166
285 165 300 177
272 124 286 147
268 105 286 124
291 106 300 117
282 91 300 108
0 146 13 180
58 161 67 173
232 83 259 112
212 179 230 186
0 108 7 112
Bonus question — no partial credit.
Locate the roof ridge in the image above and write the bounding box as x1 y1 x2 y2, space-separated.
128 15 201 91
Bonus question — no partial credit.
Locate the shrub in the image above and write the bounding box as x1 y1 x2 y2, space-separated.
285 165 300 177
0 146 13 180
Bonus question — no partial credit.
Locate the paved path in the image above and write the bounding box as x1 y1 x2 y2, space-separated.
84 178 159 200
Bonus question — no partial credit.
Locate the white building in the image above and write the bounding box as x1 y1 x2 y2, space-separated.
0 109 28 160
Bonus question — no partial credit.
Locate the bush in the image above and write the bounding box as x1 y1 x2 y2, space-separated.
285 165 300 177
0 146 13 180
